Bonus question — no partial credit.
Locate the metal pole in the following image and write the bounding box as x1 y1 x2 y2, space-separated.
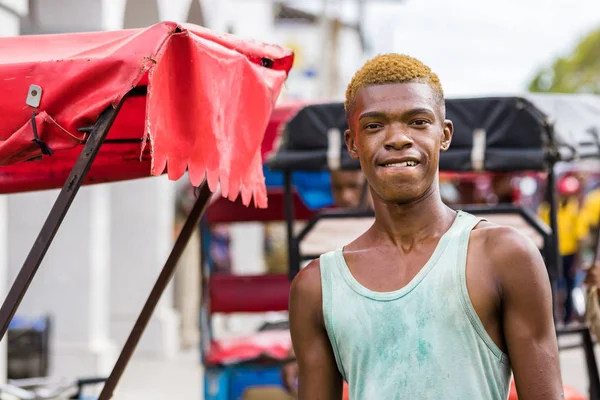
585 129 600 400
198 215 212 362
98 182 213 400
0 104 121 341
284 170 297 281
583 327 600 400
543 121 562 323
547 165 562 304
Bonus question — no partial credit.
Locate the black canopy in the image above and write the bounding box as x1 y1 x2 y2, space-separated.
267 94 600 172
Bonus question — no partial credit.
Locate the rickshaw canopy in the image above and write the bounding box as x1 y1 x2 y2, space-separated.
0 21 294 208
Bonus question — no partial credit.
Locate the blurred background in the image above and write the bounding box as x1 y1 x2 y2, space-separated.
0 0 599 399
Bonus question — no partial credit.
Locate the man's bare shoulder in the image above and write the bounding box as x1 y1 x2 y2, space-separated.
470 220 547 284
290 258 322 304
471 220 540 259
289 258 324 330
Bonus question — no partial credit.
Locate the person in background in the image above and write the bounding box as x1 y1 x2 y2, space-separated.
329 169 373 209
538 174 582 325
491 174 515 204
580 184 600 301
578 185 600 250
264 169 372 276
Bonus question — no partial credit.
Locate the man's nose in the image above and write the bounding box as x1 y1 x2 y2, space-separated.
384 123 413 150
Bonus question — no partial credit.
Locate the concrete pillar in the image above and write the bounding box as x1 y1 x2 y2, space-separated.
122 0 159 29
0 0 24 37
6 185 117 379
109 176 180 359
185 0 205 25
173 218 200 350
230 223 266 276
0 196 7 384
20 0 103 35
0 0 21 384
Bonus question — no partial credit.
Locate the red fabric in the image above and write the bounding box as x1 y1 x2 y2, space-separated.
0 22 294 208
205 330 292 366
205 189 316 224
209 273 290 314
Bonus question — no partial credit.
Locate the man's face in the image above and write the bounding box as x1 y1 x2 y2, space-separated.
330 170 365 208
344 82 453 204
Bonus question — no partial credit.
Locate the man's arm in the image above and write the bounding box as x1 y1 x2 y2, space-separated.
289 259 343 400
491 227 564 399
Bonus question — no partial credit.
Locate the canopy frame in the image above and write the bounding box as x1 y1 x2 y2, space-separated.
0 87 216 399
0 101 122 340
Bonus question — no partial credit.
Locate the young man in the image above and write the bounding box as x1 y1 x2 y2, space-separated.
289 54 563 399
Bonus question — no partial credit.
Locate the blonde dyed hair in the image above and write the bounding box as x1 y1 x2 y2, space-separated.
345 53 444 115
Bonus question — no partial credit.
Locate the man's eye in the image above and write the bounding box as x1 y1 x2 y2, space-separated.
411 119 430 126
364 123 381 130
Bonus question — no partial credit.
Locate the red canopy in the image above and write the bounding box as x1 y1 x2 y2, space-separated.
0 21 294 208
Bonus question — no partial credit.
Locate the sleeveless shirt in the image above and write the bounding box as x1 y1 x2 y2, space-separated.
319 211 512 399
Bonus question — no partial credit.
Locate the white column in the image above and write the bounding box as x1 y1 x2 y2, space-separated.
173 209 200 349
0 0 24 37
109 176 180 359
6 185 116 379
0 196 8 384
20 0 103 34
230 223 266 276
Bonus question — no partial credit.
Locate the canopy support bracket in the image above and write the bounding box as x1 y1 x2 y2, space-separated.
98 181 213 400
471 128 486 171
0 102 123 341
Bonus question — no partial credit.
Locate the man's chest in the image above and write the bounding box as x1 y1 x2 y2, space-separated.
345 245 442 293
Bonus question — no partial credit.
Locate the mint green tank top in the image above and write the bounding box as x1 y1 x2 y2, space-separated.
319 211 512 400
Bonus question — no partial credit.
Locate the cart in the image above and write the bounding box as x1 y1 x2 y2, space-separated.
266 95 600 399
199 101 327 399
0 21 294 399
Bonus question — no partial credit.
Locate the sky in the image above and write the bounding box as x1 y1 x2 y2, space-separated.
30 0 599 98
288 0 600 96
3 0 598 97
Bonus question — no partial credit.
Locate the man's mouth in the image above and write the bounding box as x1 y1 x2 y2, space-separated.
382 161 419 167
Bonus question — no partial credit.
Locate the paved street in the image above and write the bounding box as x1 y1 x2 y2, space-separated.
559 334 600 395
108 336 598 399
113 349 202 400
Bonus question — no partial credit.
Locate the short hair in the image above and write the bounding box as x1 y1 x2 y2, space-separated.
344 53 444 116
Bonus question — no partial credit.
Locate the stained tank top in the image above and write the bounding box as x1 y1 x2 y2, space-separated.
319 210 512 400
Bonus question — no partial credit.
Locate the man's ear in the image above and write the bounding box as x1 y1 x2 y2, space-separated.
440 119 454 152
344 129 359 159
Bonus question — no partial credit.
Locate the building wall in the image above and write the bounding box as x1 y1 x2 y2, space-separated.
7 187 117 379
0 0 23 37
0 0 28 384
20 0 103 34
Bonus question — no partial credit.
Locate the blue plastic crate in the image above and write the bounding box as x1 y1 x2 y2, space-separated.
204 364 284 400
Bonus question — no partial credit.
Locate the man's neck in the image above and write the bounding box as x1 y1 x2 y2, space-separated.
370 186 455 249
